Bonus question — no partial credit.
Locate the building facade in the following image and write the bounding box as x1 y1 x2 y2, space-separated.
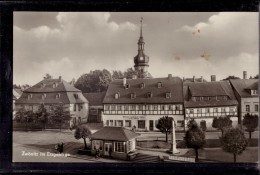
83 92 106 123
230 77 259 124
15 76 89 125
102 75 184 131
183 80 239 130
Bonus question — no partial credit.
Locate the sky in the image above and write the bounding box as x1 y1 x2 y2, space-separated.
13 12 258 85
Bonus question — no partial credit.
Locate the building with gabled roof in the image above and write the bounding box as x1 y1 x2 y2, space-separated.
89 126 140 160
102 74 184 131
15 76 89 125
83 92 106 122
183 80 239 130
229 76 259 124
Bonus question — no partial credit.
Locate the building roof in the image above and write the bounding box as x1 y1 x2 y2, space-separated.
15 77 88 104
103 76 184 104
183 78 207 83
183 81 238 108
83 92 106 106
13 88 23 99
230 79 259 98
24 78 81 93
88 127 140 141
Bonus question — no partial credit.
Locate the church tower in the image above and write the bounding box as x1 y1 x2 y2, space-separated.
134 17 151 78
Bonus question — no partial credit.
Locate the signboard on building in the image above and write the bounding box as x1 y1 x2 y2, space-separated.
123 116 146 120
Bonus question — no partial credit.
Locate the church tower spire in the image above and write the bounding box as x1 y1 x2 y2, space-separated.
134 17 150 78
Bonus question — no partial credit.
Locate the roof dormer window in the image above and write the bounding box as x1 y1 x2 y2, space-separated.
251 90 257 95
53 83 58 88
125 83 130 89
74 94 79 99
56 93 60 99
115 93 120 99
131 93 136 99
166 92 171 98
147 92 152 98
158 82 162 88
41 83 46 88
140 83 145 89
28 94 33 100
42 94 46 100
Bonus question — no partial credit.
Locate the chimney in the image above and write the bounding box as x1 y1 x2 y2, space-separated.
193 76 195 82
201 76 203 82
132 75 137 79
123 78 127 87
211 75 216 82
59 76 62 82
168 74 172 79
243 71 247 79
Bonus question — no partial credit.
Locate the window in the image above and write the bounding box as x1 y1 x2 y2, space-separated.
139 105 143 110
176 105 180 110
197 108 202 114
223 96 228 100
93 140 102 150
117 105 122 111
74 104 76 111
110 120 113 126
213 108 218 112
106 120 109 126
78 104 81 111
42 94 46 100
114 142 125 153
125 120 131 127
190 109 194 114
115 93 120 99
195 97 200 101
255 104 258 112
246 105 250 112
177 120 184 127
251 90 257 95
56 93 60 99
117 120 123 126
130 105 135 110
205 108 210 113
124 105 129 111
74 94 78 99
140 83 145 89
131 93 136 99
147 92 152 98
138 120 145 129
152 105 157 110
204 96 209 101
104 105 109 110
166 92 171 98
111 105 116 110
158 82 162 88
168 105 173 110
125 83 130 89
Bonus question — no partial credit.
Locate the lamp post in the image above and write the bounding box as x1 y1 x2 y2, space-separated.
170 119 180 154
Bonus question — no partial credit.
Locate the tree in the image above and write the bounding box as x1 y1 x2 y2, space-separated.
200 120 207 131
14 108 35 131
156 116 173 142
212 116 232 137
112 70 124 80
253 74 259 79
49 104 71 131
75 69 112 93
44 73 52 79
243 113 258 139
221 128 248 163
222 76 240 80
74 125 92 149
36 104 49 130
184 119 206 162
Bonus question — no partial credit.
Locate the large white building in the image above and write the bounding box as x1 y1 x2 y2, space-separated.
102 75 184 131
15 76 89 125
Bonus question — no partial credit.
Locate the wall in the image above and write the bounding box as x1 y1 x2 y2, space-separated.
102 114 184 131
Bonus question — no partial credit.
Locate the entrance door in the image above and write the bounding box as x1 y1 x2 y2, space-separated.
104 143 112 156
149 120 154 131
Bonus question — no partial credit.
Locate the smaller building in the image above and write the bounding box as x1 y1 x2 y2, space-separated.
88 126 140 160
183 80 239 130
13 88 23 118
83 92 106 123
229 77 259 124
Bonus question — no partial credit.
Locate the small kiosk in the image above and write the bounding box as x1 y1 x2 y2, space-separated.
88 126 140 160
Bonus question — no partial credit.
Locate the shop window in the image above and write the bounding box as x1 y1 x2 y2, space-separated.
125 120 131 127
109 120 113 126
138 120 145 129
114 142 125 153
117 120 123 126
246 105 250 112
255 104 258 112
